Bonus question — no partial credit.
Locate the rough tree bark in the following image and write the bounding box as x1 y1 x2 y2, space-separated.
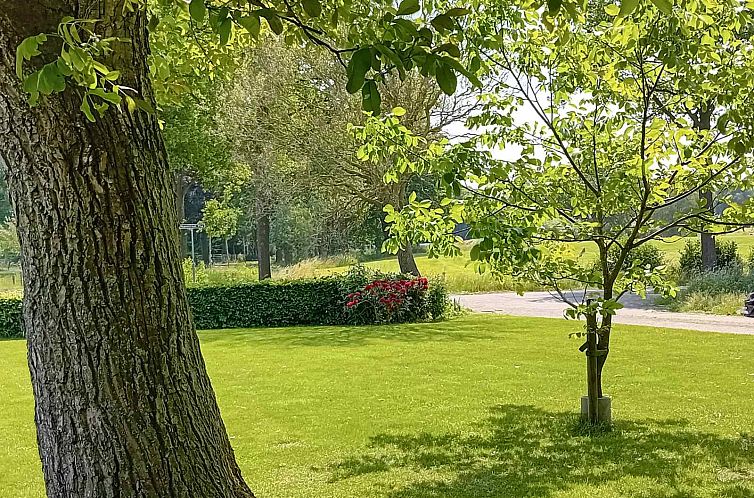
0 4 255 498
256 210 271 280
397 246 421 276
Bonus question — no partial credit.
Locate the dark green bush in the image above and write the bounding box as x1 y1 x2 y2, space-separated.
0 270 450 338
608 244 665 271
0 298 22 339
679 239 742 277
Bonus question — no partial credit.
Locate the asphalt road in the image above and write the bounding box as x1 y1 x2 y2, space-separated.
453 291 754 335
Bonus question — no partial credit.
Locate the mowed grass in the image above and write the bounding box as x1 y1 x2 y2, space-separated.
2 315 754 497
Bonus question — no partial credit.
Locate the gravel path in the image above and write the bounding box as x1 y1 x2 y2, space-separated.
453 291 754 335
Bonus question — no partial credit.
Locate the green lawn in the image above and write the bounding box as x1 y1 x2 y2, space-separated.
2 315 753 497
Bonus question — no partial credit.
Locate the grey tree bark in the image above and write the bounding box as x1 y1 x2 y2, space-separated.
0 3 255 497
397 246 421 276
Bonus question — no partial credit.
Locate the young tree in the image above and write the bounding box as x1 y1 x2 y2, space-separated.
202 198 241 264
1 1 480 495
368 0 754 423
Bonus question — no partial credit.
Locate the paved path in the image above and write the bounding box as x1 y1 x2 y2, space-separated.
453 291 754 335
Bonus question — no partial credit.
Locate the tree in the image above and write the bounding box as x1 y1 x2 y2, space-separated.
2 0 480 495
367 0 754 423
1 6 256 497
202 198 241 264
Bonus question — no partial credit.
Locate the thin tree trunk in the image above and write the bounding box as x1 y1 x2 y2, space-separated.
201 231 211 265
0 4 254 497
397 246 420 276
275 246 284 265
256 211 271 280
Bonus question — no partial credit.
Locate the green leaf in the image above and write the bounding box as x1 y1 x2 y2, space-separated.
441 56 481 88
396 0 420 16
361 80 381 114
346 47 372 94
392 106 406 116
302 0 322 17
238 15 261 37
89 88 122 105
16 34 46 79
649 0 672 15
37 63 65 95
445 7 469 16
436 43 460 57
189 0 207 22
619 0 640 17
547 0 562 13
604 4 620 15
431 14 454 31
218 18 232 45
80 96 95 122
264 14 284 35
374 43 406 79
436 63 457 95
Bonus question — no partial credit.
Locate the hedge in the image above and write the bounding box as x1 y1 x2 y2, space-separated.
188 278 351 329
0 273 449 339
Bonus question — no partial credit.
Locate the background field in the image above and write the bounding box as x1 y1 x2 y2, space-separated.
2 315 753 497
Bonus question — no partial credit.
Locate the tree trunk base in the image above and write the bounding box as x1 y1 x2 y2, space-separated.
580 396 612 424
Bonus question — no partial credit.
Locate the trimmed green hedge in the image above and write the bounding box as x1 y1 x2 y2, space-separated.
188 278 350 329
0 272 449 339
0 298 22 339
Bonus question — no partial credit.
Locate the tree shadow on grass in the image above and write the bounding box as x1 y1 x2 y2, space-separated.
327 404 754 497
198 320 497 348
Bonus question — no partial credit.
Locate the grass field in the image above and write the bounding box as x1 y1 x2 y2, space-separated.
2 315 753 497
188 233 754 294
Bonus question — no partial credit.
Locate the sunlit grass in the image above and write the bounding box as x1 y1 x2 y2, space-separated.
2 314 753 497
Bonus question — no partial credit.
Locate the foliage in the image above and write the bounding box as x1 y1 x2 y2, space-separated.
0 297 22 339
679 239 743 276
345 276 431 324
16 0 486 116
369 0 754 320
667 291 744 316
201 199 241 239
684 266 754 296
0 220 20 268
607 244 666 273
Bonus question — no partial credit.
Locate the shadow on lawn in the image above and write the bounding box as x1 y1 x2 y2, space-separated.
198 320 498 348
327 404 754 497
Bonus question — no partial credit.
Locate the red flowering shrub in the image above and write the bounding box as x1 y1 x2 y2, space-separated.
345 276 430 323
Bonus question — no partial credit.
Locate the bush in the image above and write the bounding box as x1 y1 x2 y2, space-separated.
608 244 665 271
0 298 22 339
679 239 742 276
684 266 754 295
0 268 450 338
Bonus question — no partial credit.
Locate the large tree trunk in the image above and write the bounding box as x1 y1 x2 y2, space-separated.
397 246 420 276
0 4 255 498
256 211 271 280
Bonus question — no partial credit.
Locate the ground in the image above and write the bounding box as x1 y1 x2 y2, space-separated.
456 291 754 334
2 315 753 497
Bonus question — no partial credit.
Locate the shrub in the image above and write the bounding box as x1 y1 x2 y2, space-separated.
345 276 430 324
0 298 22 339
679 239 742 276
0 269 450 338
608 244 665 271
684 266 754 295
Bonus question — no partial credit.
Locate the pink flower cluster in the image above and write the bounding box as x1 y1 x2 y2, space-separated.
346 277 429 311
